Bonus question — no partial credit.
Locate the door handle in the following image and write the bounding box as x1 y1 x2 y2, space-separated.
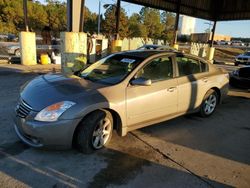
167 87 176 92
202 77 208 83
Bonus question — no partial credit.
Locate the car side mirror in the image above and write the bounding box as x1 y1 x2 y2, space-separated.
131 77 152 86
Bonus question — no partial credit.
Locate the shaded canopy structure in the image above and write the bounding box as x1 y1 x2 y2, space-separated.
120 0 250 49
123 0 250 21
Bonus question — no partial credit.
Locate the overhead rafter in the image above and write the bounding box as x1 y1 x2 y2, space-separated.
122 0 250 21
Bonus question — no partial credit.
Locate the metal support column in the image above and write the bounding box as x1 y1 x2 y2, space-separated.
67 0 85 32
23 0 29 31
115 0 121 40
210 21 217 47
67 0 72 31
79 0 85 32
173 12 180 45
173 0 180 46
207 20 217 62
98 0 101 34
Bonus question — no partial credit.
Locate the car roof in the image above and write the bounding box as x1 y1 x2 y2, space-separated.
115 50 209 63
116 50 175 59
142 44 161 48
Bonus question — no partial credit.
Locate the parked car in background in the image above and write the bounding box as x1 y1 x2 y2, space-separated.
235 51 250 66
6 43 60 57
230 66 250 89
5 35 60 57
0 33 8 41
13 50 229 153
217 40 231 45
6 44 21 56
231 40 244 46
7 34 18 42
137 44 174 51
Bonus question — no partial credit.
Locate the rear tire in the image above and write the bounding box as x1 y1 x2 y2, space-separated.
76 110 113 154
200 90 218 117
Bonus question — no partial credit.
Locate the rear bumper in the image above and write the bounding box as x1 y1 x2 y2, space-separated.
13 114 81 149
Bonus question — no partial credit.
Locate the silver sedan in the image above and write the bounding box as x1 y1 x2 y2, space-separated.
13 50 229 153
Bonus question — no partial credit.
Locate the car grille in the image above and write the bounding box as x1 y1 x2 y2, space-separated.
16 99 33 118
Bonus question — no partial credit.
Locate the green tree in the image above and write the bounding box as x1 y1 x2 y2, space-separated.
139 7 164 39
128 13 147 38
84 7 99 34
161 11 175 43
102 5 129 39
28 1 48 31
0 0 24 34
45 1 67 37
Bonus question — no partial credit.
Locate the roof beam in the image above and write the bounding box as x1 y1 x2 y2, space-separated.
122 0 250 21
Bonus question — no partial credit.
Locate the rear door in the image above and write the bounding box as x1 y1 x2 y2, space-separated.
126 56 178 126
175 55 210 113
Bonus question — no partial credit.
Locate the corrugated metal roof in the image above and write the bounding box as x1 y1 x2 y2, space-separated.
123 0 250 21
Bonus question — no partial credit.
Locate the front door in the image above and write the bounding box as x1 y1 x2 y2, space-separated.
126 56 178 126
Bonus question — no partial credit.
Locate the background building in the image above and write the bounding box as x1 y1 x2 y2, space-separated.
190 33 231 43
178 15 196 35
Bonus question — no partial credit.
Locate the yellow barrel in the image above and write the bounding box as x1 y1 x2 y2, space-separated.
111 40 122 53
172 44 179 50
40 54 49 65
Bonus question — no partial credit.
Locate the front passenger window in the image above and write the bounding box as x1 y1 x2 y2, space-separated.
135 57 173 82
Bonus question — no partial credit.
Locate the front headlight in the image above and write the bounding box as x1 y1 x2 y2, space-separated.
35 101 76 122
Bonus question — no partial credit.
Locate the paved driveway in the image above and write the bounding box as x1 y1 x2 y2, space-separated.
0 65 249 188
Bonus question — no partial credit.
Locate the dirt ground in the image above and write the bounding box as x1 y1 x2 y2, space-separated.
0 64 249 188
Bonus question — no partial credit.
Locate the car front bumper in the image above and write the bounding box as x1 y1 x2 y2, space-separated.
13 114 81 149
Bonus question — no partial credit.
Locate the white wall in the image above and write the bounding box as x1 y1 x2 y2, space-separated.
179 16 196 35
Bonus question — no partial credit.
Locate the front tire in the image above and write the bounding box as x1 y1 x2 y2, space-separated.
76 110 113 154
200 90 218 117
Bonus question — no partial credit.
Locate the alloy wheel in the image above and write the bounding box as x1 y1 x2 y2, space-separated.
204 94 217 115
92 117 112 149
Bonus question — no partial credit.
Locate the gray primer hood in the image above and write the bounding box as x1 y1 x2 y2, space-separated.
21 73 106 111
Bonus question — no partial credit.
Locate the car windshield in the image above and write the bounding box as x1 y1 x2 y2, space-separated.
81 54 143 85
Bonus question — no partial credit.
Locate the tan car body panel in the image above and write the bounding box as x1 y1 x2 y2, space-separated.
79 53 228 136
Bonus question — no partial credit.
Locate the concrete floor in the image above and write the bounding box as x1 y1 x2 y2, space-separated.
0 64 249 188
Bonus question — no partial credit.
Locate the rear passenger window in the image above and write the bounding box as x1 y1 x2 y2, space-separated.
176 57 208 76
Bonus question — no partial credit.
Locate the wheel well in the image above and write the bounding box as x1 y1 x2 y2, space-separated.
103 108 122 135
211 87 221 104
72 108 122 148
